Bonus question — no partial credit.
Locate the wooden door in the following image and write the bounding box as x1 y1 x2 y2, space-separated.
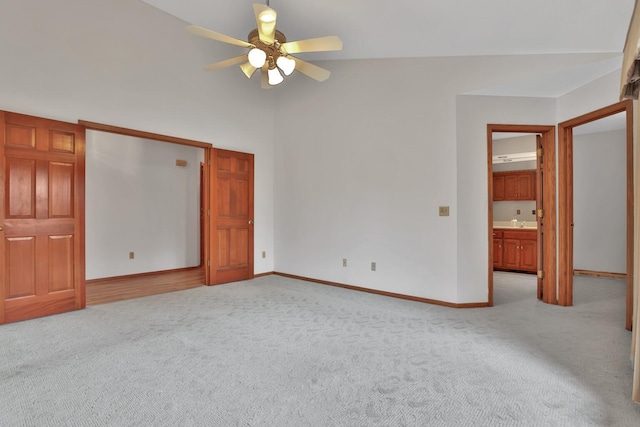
209 148 254 285
1 111 85 324
200 162 205 267
535 135 544 299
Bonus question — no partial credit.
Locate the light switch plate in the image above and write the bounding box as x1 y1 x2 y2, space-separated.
439 206 450 216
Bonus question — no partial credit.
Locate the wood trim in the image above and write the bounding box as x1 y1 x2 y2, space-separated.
75 124 87 310
487 124 556 306
85 266 203 284
558 123 571 306
0 111 5 325
80 120 213 289
557 100 634 330
274 272 489 309
574 270 627 280
78 120 213 149
626 102 634 331
254 272 274 278
203 148 212 285
487 125 494 306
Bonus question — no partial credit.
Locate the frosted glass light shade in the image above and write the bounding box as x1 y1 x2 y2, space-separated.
276 56 295 76
268 67 284 85
248 48 267 68
259 11 276 23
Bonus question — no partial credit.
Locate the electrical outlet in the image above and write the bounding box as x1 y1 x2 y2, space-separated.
439 206 450 216
343 258 347 267
129 252 134 260
371 262 376 272
532 210 536 215
262 251 266 259
517 209 521 215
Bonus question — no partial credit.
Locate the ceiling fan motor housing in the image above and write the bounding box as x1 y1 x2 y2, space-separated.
248 28 288 66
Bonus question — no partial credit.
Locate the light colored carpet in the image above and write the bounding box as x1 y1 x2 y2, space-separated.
1 272 639 426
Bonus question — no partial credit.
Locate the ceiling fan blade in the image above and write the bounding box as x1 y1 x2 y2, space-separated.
186 25 253 48
281 36 343 54
290 56 331 82
240 62 258 79
261 65 271 89
204 55 248 72
253 3 277 44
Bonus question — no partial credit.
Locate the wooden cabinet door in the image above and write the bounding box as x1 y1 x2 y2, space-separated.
1 112 85 324
504 175 518 200
210 148 254 285
516 171 535 200
493 175 505 201
516 173 531 200
520 239 537 271
502 239 520 269
493 238 503 267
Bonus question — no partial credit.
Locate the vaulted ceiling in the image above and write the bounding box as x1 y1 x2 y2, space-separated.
142 0 634 60
141 0 635 97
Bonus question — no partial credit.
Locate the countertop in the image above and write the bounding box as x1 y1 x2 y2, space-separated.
493 220 537 230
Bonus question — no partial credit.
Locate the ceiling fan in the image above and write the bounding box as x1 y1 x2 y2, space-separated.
186 2 342 88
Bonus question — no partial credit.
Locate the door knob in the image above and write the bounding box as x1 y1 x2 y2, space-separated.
248 220 254 225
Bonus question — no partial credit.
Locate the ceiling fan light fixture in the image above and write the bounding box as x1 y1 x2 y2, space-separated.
259 10 276 23
248 48 267 68
276 56 295 76
268 66 284 85
187 3 342 88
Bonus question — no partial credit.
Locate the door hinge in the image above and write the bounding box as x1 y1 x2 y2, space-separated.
207 260 211 267
536 148 542 157
537 270 544 279
537 209 544 218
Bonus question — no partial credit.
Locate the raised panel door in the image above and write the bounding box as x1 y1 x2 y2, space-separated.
503 239 520 269
1 111 85 324
504 175 518 200
210 149 254 285
493 175 505 201
517 172 534 200
520 239 537 271
493 238 503 268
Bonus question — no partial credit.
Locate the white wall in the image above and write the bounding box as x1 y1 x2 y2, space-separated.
0 0 276 275
0 0 624 300
456 95 557 303
86 131 203 279
573 129 627 273
273 54 612 303
557 70 622 122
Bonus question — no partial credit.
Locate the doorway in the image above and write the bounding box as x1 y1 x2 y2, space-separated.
487 124 556 307
558 100 633 330
80 120 212 287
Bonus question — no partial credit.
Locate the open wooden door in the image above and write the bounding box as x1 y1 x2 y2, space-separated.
1 111 85 324
558 101 633 329
536 135 544 300
209 148 254 285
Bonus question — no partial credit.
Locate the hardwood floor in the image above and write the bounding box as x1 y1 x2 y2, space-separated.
86 267 205 305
